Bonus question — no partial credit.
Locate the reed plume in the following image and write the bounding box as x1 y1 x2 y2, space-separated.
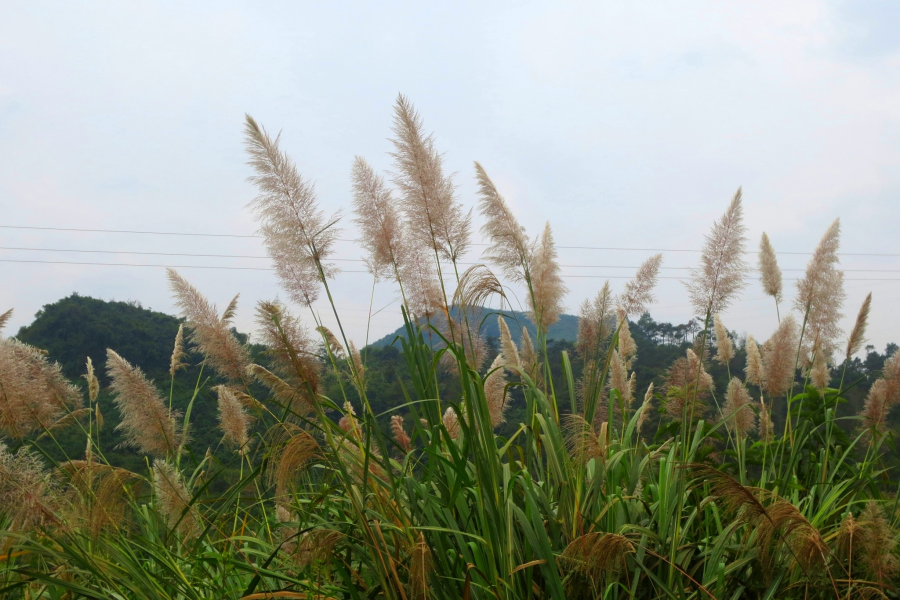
351 156 408 280
475 162 531 282
409 532 432 599
105 349 180 457
244 114 340 306
0 442 59 531
390 415 412 452
685 188 749 316
167 269 249 382
846 292 872 361
267 423 318 501
884 350 900 406
723 377 755 439
636 383 653 436
0 308 12 335
391 94 471 262
214 385 251 450
664 348 714 420
0 337 82 439
84 356 100 402
608 350 632 408
401 242 445 320
528 222 567 332
560 532 634 582
348 341 365 397
442 406 462 440
794 219 845 360
809 346 830 390
617 309 637 369
758 233 783 304
761 314 799 398
484 354 509 428
744 335 764 387
618 253 663 317
62 461 139 538
317 326 345 359
255 300 320 402
440 316 487 374
563 414 608 463
169 324 188 378
859 502 899 587
247 364 313 416
152 460 200 538
577 282 613 360
520 327 541 384
713 314 734 365
497 315 520 369
860 379 896 437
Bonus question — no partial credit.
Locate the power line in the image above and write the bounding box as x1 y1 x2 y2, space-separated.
4 224 899 257
3 246 900 273
3 258 900 282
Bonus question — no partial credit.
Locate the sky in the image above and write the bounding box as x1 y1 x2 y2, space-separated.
1 0 899 355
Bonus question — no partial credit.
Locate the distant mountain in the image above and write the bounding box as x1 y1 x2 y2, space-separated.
370 309 579 348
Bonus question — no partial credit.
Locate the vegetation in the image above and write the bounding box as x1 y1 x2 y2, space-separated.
2 96 899 599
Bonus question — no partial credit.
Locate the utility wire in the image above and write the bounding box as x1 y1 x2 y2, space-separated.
4 224 899 257
3 258 900 282
2 246 900 273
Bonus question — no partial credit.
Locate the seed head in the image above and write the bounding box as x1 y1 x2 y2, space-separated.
758 233 783 302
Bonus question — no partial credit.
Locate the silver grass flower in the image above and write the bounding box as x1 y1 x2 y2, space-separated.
215 385 251 450
617 309 637 369
520 328 541 384
0 337 82 439
390 415 412 452
351 156 408 280
106 349 180 457
618 254 663 317
401 242 445 320
664 348 714 420
390 94 471 262
254 300 320 409
685 188 749 316
636 383 654 436
0 308 12 335
84 356 100 402
152 460 200 538
809 347 830 390
528 222 567 332
723 377 756 439
497 315 520 369
484 354 509 428
0 443 59 531
758 233 783 303
167 269 249 382
576 282 613 360
348 341 365 397
761 314 799 398
244 115 341 306
713 314 734 365
794 219 845 359
169 324 189 378
758 398 774 442
475 162 531 282
845 292 872 361
744 335 764 387
608 350 631 407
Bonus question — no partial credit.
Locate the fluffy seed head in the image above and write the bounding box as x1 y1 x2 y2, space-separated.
0 308 12 335
497 316 520 369
859 501 899 586
390 415 412 452
685 188 749 316
245 114 340 305
665 348 714 420
317 326 345 359
809 346 830 391
636 383 654 436
528 222 567 332
215 385 251 450
794 219 845 359
255 300 320 403
577 282 613 360
758 233 783 302
618 254 663 317
409 533 432 599
167 269 249 382
484 354 509 428
0 443 59 531
520 327 541 384
744 335 764 387
758 398 774 442
0 338 82 439
860 379 896 437
713 314 734 365
761 314 799 398
391 95 471 261
84 357 100 402
352 156 407 280
608 350 632 408
452 264 506 311
442 406 462 440
617 309 637 369
846 292 872 361
169 324 189 378
105 349 180 457
723 377 756 439
152 460 200 538
476 162 531 282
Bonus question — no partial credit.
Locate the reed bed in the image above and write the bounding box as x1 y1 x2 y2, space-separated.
1 96 898 599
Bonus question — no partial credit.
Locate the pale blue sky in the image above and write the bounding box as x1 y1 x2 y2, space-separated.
1 1 898 352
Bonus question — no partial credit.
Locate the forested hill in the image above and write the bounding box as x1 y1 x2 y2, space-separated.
371 309 579 347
